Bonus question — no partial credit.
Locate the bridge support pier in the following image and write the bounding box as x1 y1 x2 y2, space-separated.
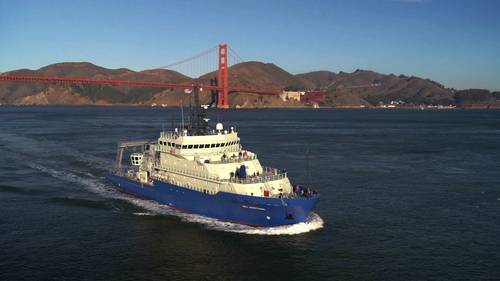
217 44 229 109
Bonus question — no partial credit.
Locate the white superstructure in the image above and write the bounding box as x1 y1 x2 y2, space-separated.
126 123 293 198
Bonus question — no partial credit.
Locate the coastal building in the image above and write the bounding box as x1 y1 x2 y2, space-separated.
280 91 302 102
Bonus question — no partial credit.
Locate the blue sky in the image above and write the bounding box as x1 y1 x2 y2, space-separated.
1 0 499 90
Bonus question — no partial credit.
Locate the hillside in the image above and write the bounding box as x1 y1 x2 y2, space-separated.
454 89 500 108
295 71 337 89
1 61 498 108
198 61 311 107
0 62 191 105
323 70 454 107
200 61 310 89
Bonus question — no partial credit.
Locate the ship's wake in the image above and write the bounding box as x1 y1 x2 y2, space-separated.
30 163 324 235
186 212 324 235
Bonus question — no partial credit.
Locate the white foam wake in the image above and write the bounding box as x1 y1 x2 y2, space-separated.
29 163 120 199
30 163 324 235
133 212 156 216
184 212 324 235
1 132 113 170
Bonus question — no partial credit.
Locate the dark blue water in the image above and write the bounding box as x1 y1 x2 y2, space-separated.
1 106 499 281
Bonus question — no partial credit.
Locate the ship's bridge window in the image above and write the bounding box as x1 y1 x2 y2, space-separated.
203 144 209 148
193 144 199 149
188 145 193 149
210 143 216 148
159 141 163 145
182 145 187 149
216 143 221 147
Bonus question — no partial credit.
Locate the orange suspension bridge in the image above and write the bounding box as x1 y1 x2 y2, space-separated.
0 44 282 109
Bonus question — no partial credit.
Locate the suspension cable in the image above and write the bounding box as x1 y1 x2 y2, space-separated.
228 45 244 63
156 46 218 69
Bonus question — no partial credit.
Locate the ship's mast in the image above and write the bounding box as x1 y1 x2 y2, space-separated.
188 85 210 135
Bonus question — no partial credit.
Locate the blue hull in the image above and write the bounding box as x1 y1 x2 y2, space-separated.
106 173 319 227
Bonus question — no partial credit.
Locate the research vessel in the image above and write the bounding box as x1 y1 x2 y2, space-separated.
106 87 319 227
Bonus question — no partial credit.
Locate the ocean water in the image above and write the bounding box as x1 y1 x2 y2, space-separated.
0 106 499 281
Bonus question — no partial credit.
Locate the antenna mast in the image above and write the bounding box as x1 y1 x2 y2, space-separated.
181 97 185 131
188 85 210 135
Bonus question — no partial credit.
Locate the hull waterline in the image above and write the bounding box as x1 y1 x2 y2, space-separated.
106 173 319 227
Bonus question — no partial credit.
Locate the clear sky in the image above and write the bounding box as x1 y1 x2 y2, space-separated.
1 0 499 90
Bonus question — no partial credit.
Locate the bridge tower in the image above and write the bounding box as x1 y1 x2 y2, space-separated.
217 44 229 109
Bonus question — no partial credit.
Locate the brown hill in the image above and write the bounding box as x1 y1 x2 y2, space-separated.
296 69 454 106
198 61 311 89
0 61 492 108
454 89 500 108
295 71 337 89
0 62 191 105
195 61 313 107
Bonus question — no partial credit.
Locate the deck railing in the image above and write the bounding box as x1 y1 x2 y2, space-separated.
228 166 287 184
114 167 306 198
210 154 257 164
153 163 221 182
152 162 287 185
